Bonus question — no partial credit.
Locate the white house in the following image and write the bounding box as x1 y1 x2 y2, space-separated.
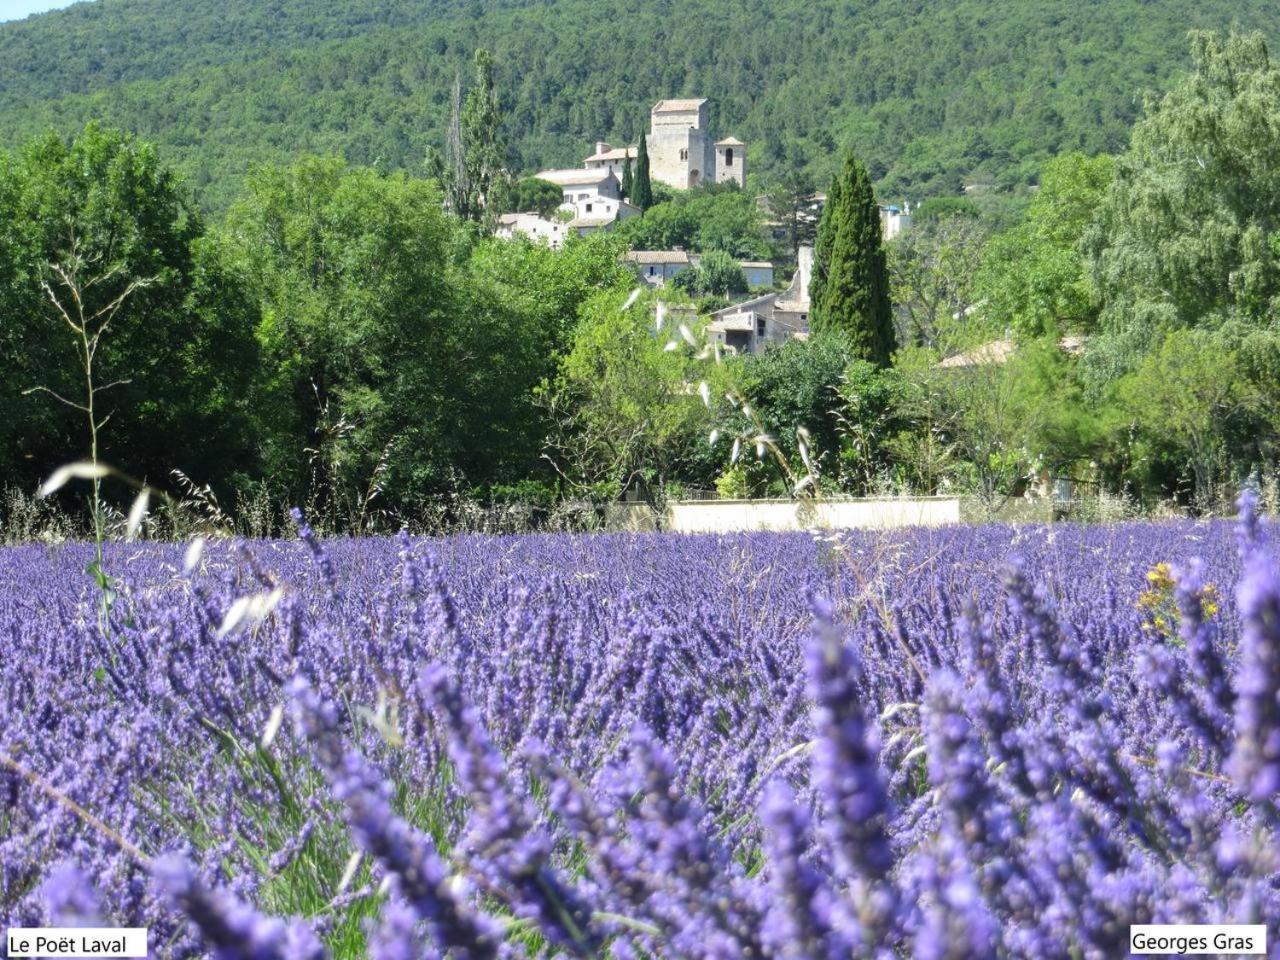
567 195 640 238
495 212 569 249
583 141 637 180
625 251 776 289
534 167 622 205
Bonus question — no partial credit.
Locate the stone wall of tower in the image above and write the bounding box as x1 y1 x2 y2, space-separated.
715 144 745 187
647 126 694 190
643 100 745 191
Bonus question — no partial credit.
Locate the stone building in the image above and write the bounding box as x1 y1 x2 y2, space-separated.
495 211 569 249
585 99 746 193
706 246 812 354
534 167 622 205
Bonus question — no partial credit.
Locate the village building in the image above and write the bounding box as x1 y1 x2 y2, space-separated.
534 167 622 205
881 203 912 240
739 261 774 288
500 174 639 246
623 251 776 289
585 99 746 192
706 246 813 353
495 211 569 249
583 142 637 180
625 250 695 286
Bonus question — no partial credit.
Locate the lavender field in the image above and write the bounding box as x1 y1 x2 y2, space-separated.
2 504 1278 958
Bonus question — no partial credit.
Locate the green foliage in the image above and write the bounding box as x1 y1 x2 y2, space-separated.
633 134 653 212
5 0 1269 210
461 48 506 223
542 289 712 497
1118 327 1257 504
811 152 895 366
1088 30 1280 369
0 123 259 500
833 358 910 492
673 250 748 297
889 212 989 351
506 177 563 217
620 154 633 202
225 156 633 519
736 332 855 478
891 347 1044 508
227 156 456 511
911 196 980 222
976 152 1113 339
616 186 770 258
763 170 817 261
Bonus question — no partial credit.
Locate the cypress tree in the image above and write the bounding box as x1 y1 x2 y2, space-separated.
808 170 843 313
621 152 634 201
810 152 895 366
633 134 653 212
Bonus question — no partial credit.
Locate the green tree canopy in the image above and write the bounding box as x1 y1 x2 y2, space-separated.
507 177 563 217
0 123 259 497
616 186 771 259
673 250 748 297
226 156 458 509
1087 30 1280 370
976 152 1113 339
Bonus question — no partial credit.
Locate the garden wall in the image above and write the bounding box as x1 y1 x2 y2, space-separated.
664 496 963 533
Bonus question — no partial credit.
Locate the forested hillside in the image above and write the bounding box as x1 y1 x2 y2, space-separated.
0 0 1275 209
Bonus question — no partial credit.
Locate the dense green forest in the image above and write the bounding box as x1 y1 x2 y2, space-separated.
4 19 1280 535
1 0 1277 210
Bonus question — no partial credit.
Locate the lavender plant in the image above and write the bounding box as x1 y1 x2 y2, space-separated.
1 508 1277 958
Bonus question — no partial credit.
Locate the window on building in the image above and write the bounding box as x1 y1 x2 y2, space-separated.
756 316 766 337
679 148 688 161
649 266 656 276
585 203 593 213
725 148 734 166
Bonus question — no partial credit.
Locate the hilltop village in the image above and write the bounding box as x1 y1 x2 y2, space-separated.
495 97 912 353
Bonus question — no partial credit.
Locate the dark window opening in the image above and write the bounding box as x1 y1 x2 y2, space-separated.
725 148 734 166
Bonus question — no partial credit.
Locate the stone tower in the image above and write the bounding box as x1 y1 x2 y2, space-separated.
647 98 714 189
715 137 746 187
596 99 745 192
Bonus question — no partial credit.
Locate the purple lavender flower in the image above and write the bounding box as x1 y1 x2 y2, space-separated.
288 677 501 960
1228 551 1280 804
151 854 327 960
289 508 338 590
418 664 602 957
759 780 855 959
806 596 899 946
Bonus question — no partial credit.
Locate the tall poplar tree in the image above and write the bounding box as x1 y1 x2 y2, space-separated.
458 48 501 220
810 151 894 366
633 134 653 212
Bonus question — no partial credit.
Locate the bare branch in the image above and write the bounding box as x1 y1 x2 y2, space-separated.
22 384 88 412
93 378 134 395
